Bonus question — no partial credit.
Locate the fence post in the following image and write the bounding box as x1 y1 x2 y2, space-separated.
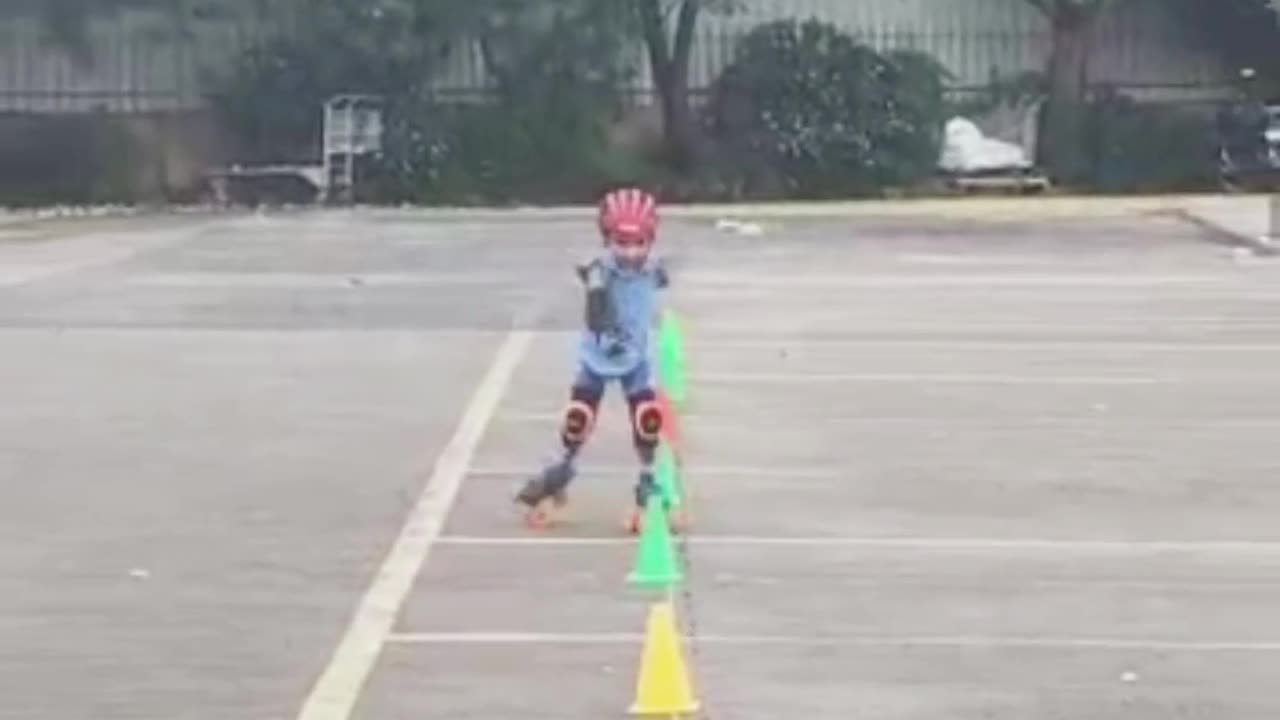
1269 192 1280 244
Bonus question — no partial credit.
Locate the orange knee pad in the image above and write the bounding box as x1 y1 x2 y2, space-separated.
561 400 596 444
632 399 663 444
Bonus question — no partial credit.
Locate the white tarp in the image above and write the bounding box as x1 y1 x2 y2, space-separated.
937 116 1033 173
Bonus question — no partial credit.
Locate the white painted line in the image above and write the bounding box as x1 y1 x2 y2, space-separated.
461 328 1280 342
693 372 1172 385
294 330 533 720
433 534 1280 555
681 273 1238 287
438 536 629 546
676 287 1280 301
391 631 642 643
494 410 1280 426
385 631 1280 652
496 410 605 422
0 223 218 288
687 321 1280 335
687 338 1280 353
467 465 841 479
129 272 527 288
0 327 531 344
894 253 1064 266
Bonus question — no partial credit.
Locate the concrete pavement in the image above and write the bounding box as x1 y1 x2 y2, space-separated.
1 206 1279 719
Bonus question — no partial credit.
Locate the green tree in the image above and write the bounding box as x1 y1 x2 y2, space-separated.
385 0 638 203
203 0 459 162
706 19 948 198
633 0 736 169
1022 0 1121 178
1169 0 1280 97
1023 0 1115 107
0 0 256 63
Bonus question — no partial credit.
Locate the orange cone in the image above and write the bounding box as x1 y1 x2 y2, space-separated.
657 390 683 458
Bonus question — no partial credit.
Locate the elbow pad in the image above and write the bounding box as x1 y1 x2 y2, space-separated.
581 262 614 333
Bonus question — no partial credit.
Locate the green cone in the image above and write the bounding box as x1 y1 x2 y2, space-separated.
658 311 687 408
654 443 682 508
627 496 683 590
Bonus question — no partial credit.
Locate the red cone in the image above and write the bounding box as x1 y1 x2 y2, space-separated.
657 389 683 459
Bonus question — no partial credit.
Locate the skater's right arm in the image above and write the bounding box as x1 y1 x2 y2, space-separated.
576 258 614 334
654 256 670 289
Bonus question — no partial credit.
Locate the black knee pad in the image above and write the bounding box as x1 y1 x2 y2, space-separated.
561 384 602 445
561 400 596 444
629 391 662 446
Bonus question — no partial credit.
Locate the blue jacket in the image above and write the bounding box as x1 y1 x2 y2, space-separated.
576 254 668 378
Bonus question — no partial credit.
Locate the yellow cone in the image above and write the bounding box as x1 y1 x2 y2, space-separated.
629 601 701 716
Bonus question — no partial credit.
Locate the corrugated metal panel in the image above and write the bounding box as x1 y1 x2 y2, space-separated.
690 0 1042 87
0 0 1232 114
0 8 272 113
688 0 1225 89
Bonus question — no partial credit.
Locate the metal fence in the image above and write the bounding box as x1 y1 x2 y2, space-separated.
0 1 1234 114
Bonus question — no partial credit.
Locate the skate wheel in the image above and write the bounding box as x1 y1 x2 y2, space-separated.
624 509 643 535
669 510 690 535
525 508 553 530
517 496 557 531
625 507 689 535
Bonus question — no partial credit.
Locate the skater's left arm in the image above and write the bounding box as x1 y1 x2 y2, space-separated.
653 256 670 289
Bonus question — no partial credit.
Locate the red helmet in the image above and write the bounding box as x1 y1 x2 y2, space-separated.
598 187 658 262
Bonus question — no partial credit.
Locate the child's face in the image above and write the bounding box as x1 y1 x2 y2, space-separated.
608 228 651 267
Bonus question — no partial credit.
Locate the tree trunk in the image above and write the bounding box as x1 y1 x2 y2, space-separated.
1047 4 1092 108
637 0 701 169
1038 2 1097 180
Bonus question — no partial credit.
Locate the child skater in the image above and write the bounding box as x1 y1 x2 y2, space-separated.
515 187 672 533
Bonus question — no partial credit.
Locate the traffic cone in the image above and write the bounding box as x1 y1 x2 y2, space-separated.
654 442 690 533
654 443 682 508
657 390 683 458
658 311 688 410
627 496 682 589
629 601 700 716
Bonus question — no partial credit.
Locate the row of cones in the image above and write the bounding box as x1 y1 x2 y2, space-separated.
626 310 700 717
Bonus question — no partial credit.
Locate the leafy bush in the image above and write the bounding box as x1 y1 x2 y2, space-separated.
1089 92 1217 193
0 112 139 206
379 97 626 205
1038 90 1217 193
202 1 449 165
705 19 950 198
207 0 653 205
376 3 646 204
